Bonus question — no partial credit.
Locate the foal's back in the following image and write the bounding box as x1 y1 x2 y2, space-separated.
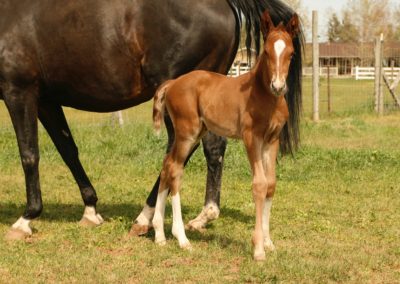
165 70 254 139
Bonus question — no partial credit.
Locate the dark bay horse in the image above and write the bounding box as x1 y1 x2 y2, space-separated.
152 11 299 261
0 0 303 240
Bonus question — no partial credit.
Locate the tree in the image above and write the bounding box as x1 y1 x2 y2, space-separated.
344 0 392 42
326 11 359 43
327 13 342 42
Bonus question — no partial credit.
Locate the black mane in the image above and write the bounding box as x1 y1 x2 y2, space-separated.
227 0 305 155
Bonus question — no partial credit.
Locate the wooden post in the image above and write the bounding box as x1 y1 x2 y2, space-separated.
327 62 332 113
374 34 383 115
312 10 320 121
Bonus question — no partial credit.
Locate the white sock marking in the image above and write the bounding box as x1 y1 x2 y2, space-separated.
262 198 275 250
171 193 190 248
135 204 155 226
12 217 32 235
153 190 168 244
82 206 104 225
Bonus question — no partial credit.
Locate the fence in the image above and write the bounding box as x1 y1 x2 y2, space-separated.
306 11 400 119
354 67 400 80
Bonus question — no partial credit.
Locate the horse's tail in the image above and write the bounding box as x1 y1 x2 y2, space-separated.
226 0 304 155
153 81 172 135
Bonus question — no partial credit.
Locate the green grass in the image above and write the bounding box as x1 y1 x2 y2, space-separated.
1 83 400 283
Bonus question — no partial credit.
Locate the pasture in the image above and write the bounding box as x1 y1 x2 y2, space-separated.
1 79 400 283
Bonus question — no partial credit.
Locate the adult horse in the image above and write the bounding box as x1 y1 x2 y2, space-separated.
0 0 303 239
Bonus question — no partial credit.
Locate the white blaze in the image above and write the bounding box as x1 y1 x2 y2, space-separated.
274 39 286 83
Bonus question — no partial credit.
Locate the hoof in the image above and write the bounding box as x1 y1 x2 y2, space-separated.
264 239 276 251
185 222 206 233
253 251 266 262
155 239 167 246
186 203 220 233
180 241 193 251
5 228 31 241
129 223 151 237
79 217 102 228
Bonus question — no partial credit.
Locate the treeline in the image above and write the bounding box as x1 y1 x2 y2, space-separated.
327 0 400 43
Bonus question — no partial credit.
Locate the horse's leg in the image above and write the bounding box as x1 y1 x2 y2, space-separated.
130 112 199 236
186 132 227 231
37 102 103 227
261 140 279 252
3 84 41 240
243 132 268 261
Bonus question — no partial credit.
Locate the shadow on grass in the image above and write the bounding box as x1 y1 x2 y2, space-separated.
0 202 143 224
0 202 253 225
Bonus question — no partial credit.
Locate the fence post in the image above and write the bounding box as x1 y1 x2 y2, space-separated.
312 10 320 121
327 63 331 113
374 34 384 115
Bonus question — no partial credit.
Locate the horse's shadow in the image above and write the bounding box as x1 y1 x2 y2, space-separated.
0 202 253 251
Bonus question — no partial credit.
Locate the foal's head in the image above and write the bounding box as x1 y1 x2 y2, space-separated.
260 11 300 96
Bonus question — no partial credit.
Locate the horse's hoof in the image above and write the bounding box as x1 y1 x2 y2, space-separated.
5 228 30 241
253 252 266 262
264 239 276 251
180 241 193 251
155 238 167 246
185 221 207 233
129 223 151 237
79 216 103 228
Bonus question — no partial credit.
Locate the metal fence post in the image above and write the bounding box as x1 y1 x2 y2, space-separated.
312 10 320 121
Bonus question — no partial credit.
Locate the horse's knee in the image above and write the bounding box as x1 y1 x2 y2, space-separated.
266 178 276 198
21 151 39 173
252 180 268 199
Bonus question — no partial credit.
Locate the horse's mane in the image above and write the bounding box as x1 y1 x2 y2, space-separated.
226 0 305 155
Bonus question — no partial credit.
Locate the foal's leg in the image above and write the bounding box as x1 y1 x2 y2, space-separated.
3 84 41 240
131 112 200 236
262 140 279 251
243 132 268 261
38 102 103 226
187 132 227 231
152 136 197 248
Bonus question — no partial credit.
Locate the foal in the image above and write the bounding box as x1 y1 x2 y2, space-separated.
152 11 300 261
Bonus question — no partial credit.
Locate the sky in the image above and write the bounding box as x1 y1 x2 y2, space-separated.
301 0 349 41
302 0 348 15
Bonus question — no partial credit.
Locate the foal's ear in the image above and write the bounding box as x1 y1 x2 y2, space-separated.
261 10 275 39
286 13 300 38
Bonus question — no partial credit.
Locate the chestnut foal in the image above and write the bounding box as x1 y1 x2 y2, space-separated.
152 11 300 261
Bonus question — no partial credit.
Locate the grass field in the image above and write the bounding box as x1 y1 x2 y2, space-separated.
1 80 400 283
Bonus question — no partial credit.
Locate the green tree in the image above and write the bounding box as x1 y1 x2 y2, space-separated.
327 13 342 42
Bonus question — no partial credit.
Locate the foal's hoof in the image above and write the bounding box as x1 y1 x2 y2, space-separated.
5 228 31 241
264 239 276 251
79 215 104 228
155 239 167 246
253 251 266 262
129 223 152 237
180 242 193 251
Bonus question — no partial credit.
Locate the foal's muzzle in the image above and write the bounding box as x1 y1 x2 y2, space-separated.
270 80 287 97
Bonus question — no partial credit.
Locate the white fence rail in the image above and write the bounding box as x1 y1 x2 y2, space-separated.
228 65 250 77
354 66 400 80
303 67 339 77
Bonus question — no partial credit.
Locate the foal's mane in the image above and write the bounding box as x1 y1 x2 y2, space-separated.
226 0 304 155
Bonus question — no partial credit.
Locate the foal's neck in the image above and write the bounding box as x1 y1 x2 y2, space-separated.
253 53 272 94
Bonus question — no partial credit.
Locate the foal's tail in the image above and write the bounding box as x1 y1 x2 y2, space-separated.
153 81 172 135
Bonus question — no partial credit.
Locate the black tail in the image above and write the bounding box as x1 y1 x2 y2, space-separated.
226 0 304 155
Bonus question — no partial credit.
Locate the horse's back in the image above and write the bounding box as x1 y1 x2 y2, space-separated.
0 0 237 111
